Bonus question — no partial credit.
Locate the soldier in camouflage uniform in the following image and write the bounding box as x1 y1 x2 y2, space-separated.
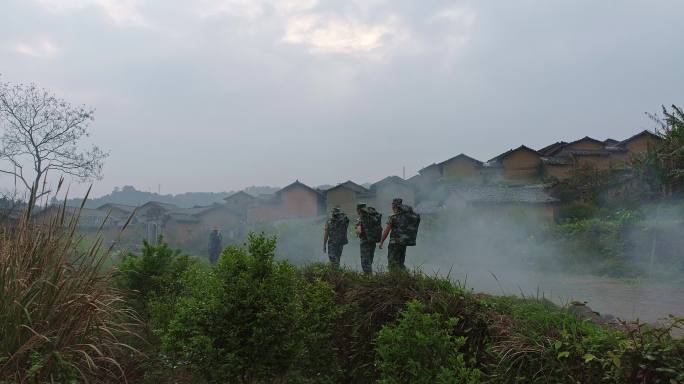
323 207 349 267
208 229 222 264
355 203 376 274
379 198 420 271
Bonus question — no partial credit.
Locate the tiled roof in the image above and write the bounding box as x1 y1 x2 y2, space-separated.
326 180 369 194
167 205 240 222
617 130 662 147
139 201 181 212
486 145 540 165
223 191 256 202
371 176 410 189
96 203 136 212
278 180 322 196
418 163 440 175
538 141 568 156
438 153 483 166
539 137 605 157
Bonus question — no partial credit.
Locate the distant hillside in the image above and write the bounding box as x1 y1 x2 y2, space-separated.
66 185 280 209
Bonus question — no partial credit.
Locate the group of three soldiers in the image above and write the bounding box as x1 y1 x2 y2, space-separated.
323 198 420 273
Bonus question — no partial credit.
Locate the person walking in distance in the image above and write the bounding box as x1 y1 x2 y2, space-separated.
354 203 383 274
379 198 421 271
208 229 222 264
323 207 349 267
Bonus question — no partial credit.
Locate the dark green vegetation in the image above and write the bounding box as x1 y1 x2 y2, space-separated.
636 105 684 195
548 203 684 279
115 234 683 384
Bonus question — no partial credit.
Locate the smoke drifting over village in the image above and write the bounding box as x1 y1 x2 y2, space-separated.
4 1 684 383
2 0 683 330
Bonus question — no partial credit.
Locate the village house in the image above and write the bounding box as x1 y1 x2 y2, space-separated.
417 154 484 184
247 180 325 222
485 145 543 183
417 163 442 182
222 191 258 219
369 176 416 215
324 180 371 217
542 156 574 180
96 203 137 222
33 206 122 230
546 136 627 171
444 185 560 222
163 204 245 252
440 154 484 183
618 130 662 153
131 201 182 243
538 131 663 180
610 130 663 163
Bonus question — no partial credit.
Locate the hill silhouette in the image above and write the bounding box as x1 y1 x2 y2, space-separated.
65 185 280 208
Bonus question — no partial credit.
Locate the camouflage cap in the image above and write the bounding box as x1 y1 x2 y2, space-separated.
356 203 367 210
392 198 403 207
332 206 342 214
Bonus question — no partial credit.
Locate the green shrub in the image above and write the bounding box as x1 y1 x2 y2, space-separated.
115 237 198 327
483 295 684 384
606 317 684 384
559 202 599 221
374 300 481 384
160 233 339 383
298 279 341 382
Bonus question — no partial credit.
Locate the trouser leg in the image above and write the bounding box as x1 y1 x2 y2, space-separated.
328 243 343 267
360 241 375 274
387 244 407 271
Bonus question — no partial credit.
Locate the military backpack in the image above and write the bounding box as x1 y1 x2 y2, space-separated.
360 207 383 243
392 205 421 246
328 213 349 245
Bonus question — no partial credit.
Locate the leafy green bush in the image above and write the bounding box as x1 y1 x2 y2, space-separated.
374 300 481 384
160 233 339 383
115 237 198 325
549 210 642 277
483 295 684 384
559 202 599 221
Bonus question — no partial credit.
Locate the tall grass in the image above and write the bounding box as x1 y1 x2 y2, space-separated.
0 195 139 383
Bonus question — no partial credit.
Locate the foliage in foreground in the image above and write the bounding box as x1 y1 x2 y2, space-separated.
0 206 137 383
374 300 481 384
120 234 683 384
115 237 198 322
636 104 684 195
160 233 339 383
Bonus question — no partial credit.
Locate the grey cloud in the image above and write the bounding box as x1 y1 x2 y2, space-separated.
0 0 682 197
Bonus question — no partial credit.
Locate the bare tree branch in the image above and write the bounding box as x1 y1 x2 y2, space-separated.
0 80 109 210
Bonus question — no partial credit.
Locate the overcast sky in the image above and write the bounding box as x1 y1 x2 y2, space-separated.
1 0 683 197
